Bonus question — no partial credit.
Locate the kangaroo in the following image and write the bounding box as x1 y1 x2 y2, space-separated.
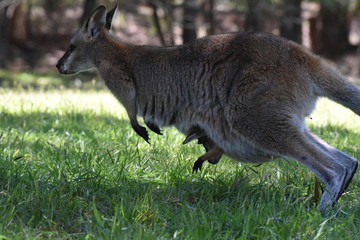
56 5 360 213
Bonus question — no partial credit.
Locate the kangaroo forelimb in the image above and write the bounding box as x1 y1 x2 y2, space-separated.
130 119 150 144
145 121 163 135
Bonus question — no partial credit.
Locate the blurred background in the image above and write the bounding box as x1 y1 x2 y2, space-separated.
1 0 360 88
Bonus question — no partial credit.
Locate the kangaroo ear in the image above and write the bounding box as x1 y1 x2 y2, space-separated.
83 5 107 41
105 6 118 30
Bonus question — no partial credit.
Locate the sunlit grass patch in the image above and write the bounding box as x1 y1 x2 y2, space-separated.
308 98 360 131
0 70 105 90
0 69 67 89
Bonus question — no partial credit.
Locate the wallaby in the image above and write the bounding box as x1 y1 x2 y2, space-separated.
56 5 360 213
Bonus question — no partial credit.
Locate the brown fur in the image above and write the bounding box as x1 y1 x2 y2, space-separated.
57 6 360 213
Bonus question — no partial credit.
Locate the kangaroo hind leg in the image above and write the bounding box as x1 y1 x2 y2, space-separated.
276 130 358 213
305 132 358 206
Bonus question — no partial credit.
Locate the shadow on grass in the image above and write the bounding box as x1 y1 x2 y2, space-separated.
0 163 294 236
0 111 359 237
0 110 130 137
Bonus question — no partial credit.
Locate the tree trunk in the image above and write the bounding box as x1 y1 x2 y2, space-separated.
163 1 175 45
0 6 9 68
150 2 166 46
318 0 349 57
245 0 264 32
280 0 302 43
0 1 24 68
80 0 97 26
204 0 215 35
182 0 197 44
10 3 28 46
309 16 321 53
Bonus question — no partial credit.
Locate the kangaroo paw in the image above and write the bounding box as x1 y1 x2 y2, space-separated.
132 124 150 144
145 121 162 135
183 132 203 144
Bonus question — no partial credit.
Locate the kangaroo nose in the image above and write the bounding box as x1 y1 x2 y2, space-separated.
56 61 66 74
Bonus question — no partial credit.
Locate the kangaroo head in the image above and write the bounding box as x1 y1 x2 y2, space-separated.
56 5 117 74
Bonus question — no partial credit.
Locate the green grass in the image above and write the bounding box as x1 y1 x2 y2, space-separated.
0 87 359 239
0 70 104 90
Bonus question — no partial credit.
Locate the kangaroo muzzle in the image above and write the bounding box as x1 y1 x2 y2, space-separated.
56 60 66 74
56 59 75 75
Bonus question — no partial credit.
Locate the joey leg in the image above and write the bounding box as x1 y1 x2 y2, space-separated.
181 126 223 171
193 147 223 172
208 154 222 165
198 136 223 164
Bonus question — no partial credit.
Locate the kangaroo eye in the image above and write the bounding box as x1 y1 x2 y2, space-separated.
68 44 76 52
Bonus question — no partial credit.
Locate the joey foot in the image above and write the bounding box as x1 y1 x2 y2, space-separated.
192 147 223 172
183 126 224 172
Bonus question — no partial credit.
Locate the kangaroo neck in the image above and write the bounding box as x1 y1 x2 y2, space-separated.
94 31 185 82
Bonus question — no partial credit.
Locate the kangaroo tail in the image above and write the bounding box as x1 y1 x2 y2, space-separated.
314 60 360 116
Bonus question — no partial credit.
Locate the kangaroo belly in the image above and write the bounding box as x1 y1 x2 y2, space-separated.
176 121 275 163
219 139 275 163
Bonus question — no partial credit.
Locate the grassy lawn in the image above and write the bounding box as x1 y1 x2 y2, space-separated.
0 80 359 239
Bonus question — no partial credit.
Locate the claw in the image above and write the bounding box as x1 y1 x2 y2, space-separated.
145 121 163 135
193 158 205 173
183 126 205 145
183 132 203 144
132 122 150 144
